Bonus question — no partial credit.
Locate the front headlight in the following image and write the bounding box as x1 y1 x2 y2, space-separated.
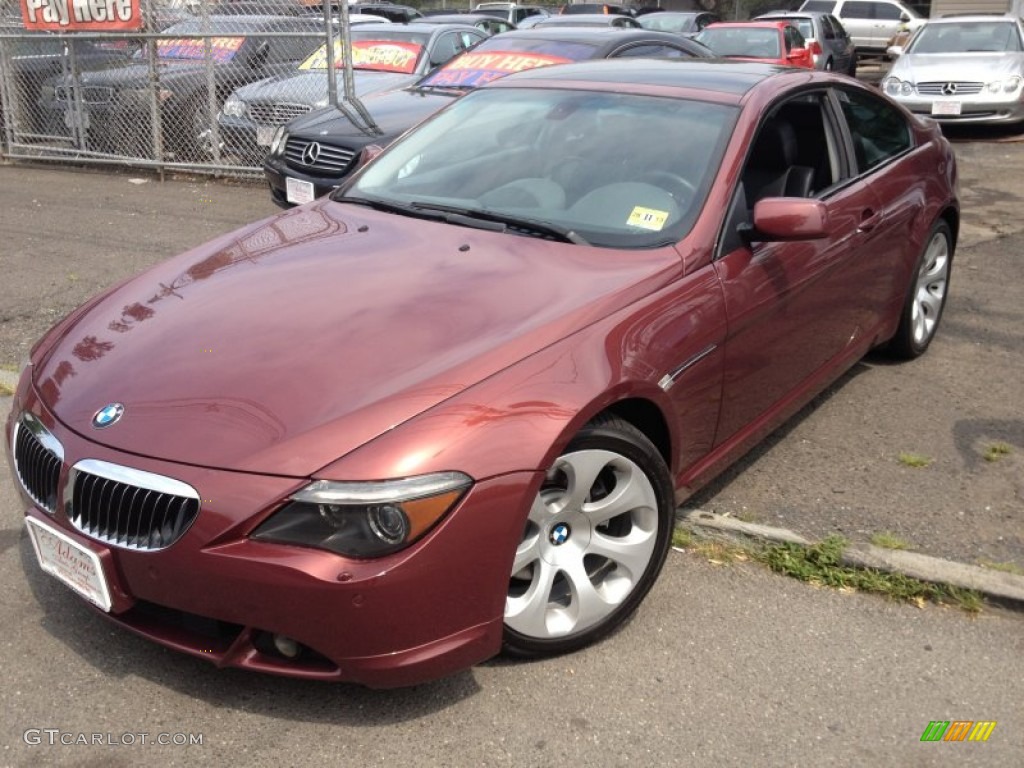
987 76 1023 94
223 94 247 118
270 126 287 156
250 471 473 558
883 77 914 97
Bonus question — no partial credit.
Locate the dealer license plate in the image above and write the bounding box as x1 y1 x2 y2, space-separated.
256 125 275 147
25 517 112 612
931 100 961 116
286 177 315 205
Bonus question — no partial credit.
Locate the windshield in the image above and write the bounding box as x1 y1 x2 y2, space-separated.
419 38 598 88
300 32 428 72
339 88 736 248
638 14 697 33
909 22 1023 54
697 27 781 58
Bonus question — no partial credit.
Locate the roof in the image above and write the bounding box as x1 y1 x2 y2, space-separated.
485 57 794 99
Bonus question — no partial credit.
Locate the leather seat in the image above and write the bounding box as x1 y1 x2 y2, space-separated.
742 120 816 205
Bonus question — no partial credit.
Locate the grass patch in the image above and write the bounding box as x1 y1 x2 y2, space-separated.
755 535 982 612
898 452 933 468
672 527 745 564
0 382 15 397
983 443 1012 462
978 559 1024 576
871 531 911 550
0 363 18 373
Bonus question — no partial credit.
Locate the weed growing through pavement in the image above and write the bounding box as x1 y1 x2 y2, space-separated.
978 559 1024 576
871 531 911 550
983 443 1012 462
674 528 983 613
898 452 933 468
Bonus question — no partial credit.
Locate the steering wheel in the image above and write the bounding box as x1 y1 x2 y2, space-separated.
638 171 697 207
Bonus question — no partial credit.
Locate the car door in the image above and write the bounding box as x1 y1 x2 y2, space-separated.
829 85 920 332
712 90 888 446
835 1 876 49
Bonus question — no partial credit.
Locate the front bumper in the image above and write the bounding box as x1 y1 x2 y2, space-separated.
6 377 536 687
893 96 1024 125
263 152 344 208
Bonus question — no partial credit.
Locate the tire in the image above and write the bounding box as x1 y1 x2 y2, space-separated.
824 58 834 72
885 220 953 360
503 415 675 657
847 52 858 77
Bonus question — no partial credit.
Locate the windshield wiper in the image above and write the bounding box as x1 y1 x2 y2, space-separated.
336 195 446 221
410 203 589 245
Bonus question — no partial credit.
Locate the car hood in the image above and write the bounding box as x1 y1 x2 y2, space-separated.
287 87 456 143
63 59 209 87
893 52 1024 82
232 70 417 107
32 200 681 477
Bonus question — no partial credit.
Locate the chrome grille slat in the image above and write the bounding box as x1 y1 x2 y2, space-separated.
12 416 63 514
248 101 312 126
66 459 199 551
917 81 984 96
284 137 357 175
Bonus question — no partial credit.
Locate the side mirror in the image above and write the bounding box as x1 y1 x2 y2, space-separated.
751 198 828 241
887 45 904 58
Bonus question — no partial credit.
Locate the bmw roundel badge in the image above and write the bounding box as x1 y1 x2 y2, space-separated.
549 523 571 546
92 403 124 429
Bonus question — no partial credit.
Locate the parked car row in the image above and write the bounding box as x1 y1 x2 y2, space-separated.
263 26 715 206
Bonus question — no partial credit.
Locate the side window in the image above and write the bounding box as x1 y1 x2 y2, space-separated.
836 87 911 172
460 31 485 50
430 33 461 66
873 3 903 21
721 92 838 253
840 2 874 20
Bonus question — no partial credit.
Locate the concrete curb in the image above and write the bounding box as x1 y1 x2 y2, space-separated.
680 510 1024 606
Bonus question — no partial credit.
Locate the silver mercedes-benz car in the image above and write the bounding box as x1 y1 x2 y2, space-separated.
883 15 1024 125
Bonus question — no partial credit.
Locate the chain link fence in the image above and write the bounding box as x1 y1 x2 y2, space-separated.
0 1 351 175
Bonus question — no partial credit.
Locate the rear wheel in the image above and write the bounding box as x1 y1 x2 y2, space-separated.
824 58 834 71
503 416 675 657
885 220 953 359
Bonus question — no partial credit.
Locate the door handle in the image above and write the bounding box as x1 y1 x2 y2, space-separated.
858 209 881 233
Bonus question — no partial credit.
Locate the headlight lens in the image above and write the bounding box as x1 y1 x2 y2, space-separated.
223 94 247 117
883 77 915 97
270 126 286 155
250 471 473 558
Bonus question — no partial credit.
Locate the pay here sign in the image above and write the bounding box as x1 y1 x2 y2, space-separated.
21 0 143 31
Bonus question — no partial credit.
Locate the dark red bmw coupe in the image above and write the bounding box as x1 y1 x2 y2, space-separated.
6 59 958 687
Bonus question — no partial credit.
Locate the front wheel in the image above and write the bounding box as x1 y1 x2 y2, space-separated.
503 416 675 657
885 220 953 359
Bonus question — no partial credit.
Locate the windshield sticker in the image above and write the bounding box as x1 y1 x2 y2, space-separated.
157 36 243 62
627 206 669 232
300 40 423 73
421 51 572 88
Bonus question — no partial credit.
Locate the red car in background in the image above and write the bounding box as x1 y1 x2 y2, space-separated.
696 21 815 68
